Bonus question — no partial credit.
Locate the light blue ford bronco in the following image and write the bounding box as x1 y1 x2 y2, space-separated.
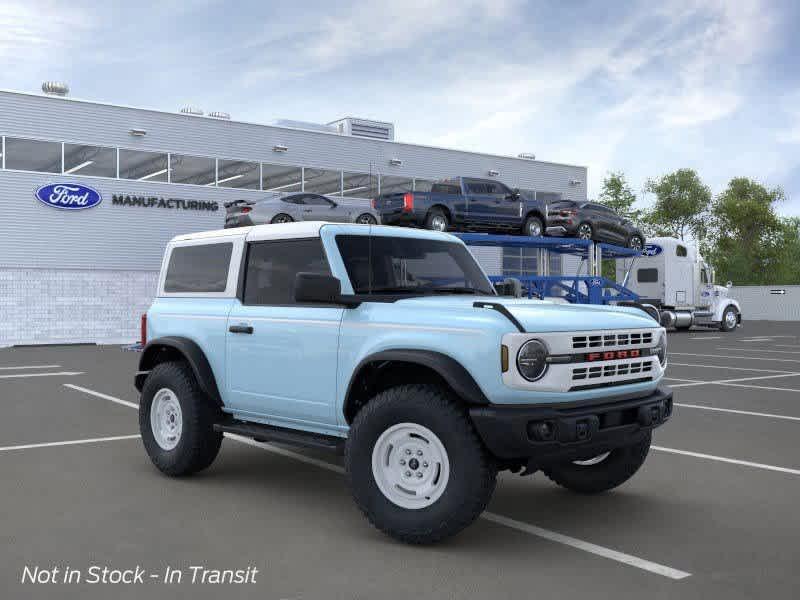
135 222 672 544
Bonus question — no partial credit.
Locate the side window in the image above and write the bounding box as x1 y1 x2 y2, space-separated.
676 245 688 257
243 239 331 305
466 181 487 194
164 243 233 293
701 268 708 284
283 195 304 205
637 268 659 283
306 195 334 206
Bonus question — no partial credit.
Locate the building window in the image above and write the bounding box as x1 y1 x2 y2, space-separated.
4 137 61 173
119 149 168 182
63 143 117 177
262 163 302 193
379 176 413 195
342 171 377 198
217 159 260 189
304 167 342 195
502 248 538 276
170 154 216 186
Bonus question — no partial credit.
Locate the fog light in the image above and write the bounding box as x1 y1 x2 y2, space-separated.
529 420 556 441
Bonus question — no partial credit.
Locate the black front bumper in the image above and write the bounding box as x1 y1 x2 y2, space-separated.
469 387 672 463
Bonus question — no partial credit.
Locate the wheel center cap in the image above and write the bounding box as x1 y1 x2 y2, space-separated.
408 458 420 470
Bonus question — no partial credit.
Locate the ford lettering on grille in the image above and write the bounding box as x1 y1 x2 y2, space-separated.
586 349 641 362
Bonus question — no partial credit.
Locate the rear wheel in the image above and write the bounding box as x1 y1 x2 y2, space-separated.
576 222 593 240
544 434 651 494
139 361 223 476
720 306 739 332
271 213 293 224
523 215 544 237
424 209 449 232
628 234 644 250
346 384 497 544
356 213 377 225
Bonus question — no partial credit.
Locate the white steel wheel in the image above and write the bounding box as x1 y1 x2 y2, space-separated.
150 388 183 451
573 452 610 466
371 422 450 509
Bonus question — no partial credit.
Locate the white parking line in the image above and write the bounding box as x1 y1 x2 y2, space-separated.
671 352 800 364
0 434 140 453
665 372 800 388
481 512 691 580
652 446 800 476
717 347 800 355
718 382 800 394
773 344 800 349
0 364 61 370
689 336 721 340
63 384 139 409
675 402 800 422
668 362 795 374
230 434 691 580
0 371 84 379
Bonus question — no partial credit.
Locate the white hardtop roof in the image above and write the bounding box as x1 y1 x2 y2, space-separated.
169 222 460 244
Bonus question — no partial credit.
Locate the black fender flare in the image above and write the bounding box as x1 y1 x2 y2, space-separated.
134 336 222 405
344 349 489 421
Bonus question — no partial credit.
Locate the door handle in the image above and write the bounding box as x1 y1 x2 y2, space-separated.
303 209 312 213
229 324 254 334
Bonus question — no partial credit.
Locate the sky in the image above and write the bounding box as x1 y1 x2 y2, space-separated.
2 0 799 213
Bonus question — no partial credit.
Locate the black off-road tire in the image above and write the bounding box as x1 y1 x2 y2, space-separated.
345 384 497 544
543 434 651 494
523 215 544 237
139 361 223 477
424 208 449 232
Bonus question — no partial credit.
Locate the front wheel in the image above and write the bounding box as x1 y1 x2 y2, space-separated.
523 215 544 237
720 306 739 332
139 361 223 477
543 434 651 494
270 213 293 224
346 384 497 544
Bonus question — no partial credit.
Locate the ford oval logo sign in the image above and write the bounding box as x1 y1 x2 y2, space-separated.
35 183 103 210
642 244 663 257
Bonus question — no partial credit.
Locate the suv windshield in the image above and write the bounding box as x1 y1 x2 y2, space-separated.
336 235 495 296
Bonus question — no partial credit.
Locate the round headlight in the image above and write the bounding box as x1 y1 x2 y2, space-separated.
517 339 549 381
654 332 668 366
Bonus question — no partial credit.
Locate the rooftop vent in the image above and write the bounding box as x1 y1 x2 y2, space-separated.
208 111 231 120
180 106 204 116
329 117 395 141
42 81 69 96
518 152 536 160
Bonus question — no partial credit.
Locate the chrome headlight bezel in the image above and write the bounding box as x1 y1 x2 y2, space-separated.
516 339 549 382
654 332 668 366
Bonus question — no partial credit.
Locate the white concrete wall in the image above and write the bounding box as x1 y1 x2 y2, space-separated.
728 285 800 321
0 269 156 346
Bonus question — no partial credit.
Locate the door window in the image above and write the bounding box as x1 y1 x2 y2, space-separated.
242 239 331 305
637 268 659 283
164 243 233 293
466 182 487 194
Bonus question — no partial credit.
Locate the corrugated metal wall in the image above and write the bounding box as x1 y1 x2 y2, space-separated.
728 286 800 321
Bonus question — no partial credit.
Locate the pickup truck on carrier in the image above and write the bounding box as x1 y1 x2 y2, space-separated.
373 176 549 236
135 222 672 544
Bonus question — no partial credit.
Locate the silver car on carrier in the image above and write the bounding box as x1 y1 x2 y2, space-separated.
225 192 381 228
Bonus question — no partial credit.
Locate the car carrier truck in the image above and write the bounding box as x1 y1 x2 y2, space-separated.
617 236 741 332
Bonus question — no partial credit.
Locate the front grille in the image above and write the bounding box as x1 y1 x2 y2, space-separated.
572 360 653 381
572 331 653 350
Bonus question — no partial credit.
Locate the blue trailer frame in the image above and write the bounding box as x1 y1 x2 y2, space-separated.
454 233 642 305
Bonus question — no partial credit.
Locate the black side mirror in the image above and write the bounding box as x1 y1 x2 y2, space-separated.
295 273 359 307
508 188 521 200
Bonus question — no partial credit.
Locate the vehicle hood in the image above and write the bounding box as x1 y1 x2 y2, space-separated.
394 296 659 333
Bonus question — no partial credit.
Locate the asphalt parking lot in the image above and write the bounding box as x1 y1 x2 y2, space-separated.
2 321 800 599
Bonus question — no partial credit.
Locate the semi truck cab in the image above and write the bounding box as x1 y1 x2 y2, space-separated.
618 236 741 332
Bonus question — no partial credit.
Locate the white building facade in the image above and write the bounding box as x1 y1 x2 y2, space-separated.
0 89 588 345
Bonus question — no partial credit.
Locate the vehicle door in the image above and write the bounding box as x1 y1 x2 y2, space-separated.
696 261 714 308
225 237 343 427
484 181 521 227
586 204 616 242
463 179 493 226
298 194 341 221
